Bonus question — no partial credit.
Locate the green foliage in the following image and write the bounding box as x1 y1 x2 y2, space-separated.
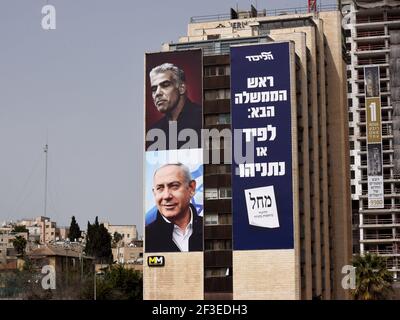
68 216 81 242
12 225 29 234
96 265 142 300
352 253 394 300
12 235 27 256
84 217 112 263
112 232 123 248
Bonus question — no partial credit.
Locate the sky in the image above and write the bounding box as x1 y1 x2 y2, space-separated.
0 0 336 237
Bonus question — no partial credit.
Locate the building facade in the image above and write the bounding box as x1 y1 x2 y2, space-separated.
103 222 138 244
144 5 352 300
341 0 400 280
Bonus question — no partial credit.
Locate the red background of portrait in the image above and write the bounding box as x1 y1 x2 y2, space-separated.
145 50 203 132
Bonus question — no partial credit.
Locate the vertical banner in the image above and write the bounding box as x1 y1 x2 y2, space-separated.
144 50 203 253
364 66 384 209
231 42 294 250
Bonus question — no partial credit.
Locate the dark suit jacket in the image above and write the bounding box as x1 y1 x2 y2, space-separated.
145 204 203 252
146 98 202 150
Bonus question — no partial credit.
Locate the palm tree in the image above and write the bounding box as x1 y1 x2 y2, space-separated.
352 253 393 300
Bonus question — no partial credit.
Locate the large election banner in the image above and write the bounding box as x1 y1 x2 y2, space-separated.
144 50 203 253
231 42 294 250
365 66 384 209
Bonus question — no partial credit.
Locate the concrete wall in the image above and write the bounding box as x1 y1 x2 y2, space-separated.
233 250 297 299
144 252 203 300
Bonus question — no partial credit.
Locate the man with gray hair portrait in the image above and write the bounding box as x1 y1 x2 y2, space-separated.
145 163 203 252
147 63 202 150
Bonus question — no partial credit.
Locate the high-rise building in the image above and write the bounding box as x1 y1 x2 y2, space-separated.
340 0 400 280
144 4 352 300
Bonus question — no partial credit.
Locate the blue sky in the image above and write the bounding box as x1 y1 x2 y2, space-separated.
0 0 336 237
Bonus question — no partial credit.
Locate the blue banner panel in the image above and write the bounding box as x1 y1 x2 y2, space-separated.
231 42 294 250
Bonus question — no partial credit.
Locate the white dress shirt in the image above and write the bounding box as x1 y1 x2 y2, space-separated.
162 207 193 252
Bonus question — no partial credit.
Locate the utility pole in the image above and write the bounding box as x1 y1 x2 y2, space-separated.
94 268 96 300
43 144 48 218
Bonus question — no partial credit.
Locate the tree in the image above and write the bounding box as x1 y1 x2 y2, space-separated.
352 253 394 300
68 216 81 242
84 217 112 263
12 235 27 256
112 232 123 248
82 264 142 300
12 225 29 234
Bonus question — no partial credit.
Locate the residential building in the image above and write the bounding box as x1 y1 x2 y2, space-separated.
144 4 352 300
340 0 400 280
103 222 138 244
26 245 94 291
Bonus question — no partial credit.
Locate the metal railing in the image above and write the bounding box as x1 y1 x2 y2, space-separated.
360 204 400 210
189 4 338 23
360 159 392 165
363 233 393 240
358 103 390 108
357 44 388 52
359 145 392 152
356 16 385 24
367 249 399 255
356 30 386 38
359 116 391 122
360 174 400 180
360 189 400 196
362 218 396 225
387 15 400 21
357 58 388 65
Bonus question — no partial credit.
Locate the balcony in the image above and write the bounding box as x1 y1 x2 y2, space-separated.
355 57 388 67
359 189 400 199
361 218 400 228
358 115 391 123
355 44 389 56
357 102 390 109
356 16 385 24
367 249 400 256
359 144 392 152
360 204 400 212
359 174 400 184
361 233 400 243
355 30 386 39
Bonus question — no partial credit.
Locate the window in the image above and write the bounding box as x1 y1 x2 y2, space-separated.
350 156 355 165
349 112 353 122
205 267 231 278
204 136 231 150
218 114 230 124
205 214 218 225
351 185 356 194
204 113 230 126
348 99 353 108
205 239 232 250
205 187 232 200
219 187 232 199
218 213 232 225
204 65 230 77
351 171 355 179
204 89 230 101
205 188 218 200
204 165 231 176
349 127 354 136
204 213 232 225
350 141 354 150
